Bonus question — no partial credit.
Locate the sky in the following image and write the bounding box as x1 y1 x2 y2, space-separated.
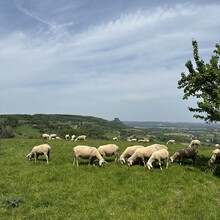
0 0 220 122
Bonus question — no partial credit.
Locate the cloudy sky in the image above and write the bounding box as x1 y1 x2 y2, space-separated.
0 0 219 122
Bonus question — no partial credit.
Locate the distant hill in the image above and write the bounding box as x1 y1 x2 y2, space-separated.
123 121 220 129
0 114 127 139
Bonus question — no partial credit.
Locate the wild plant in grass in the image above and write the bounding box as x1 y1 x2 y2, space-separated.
0 195 25 209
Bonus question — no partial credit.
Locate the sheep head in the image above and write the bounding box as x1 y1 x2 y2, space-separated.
147 163 153 170
99 158 107 166
26 153 33 160
119 158 125 164
127 158 133 166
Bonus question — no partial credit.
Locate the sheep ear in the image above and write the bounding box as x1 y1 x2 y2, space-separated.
105 161 108 164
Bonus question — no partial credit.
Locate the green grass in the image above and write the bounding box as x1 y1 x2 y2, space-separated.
14 125 42 139
0 139 219 219
164 132 190 137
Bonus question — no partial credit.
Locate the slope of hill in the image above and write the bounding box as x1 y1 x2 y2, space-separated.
0 114 127 139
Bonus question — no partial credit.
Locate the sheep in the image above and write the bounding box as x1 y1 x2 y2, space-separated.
127 144 168 166
208 149 220 167
113 137 118 141
170 148 197 165
65 134 70 140
26 144 51 164
75 135 86 142
73 145 107 166
119 145 145 164
146 149 169 170
127 138 137 142
42 133 50 140
98 144 119 161
71 135 76 141
189 139 201 149
215 144 220 148
49 134 57 140
56 136 61 140
167 139 175 145
138 139 149 143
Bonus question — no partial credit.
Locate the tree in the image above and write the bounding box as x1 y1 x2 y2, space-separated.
178 40 220 122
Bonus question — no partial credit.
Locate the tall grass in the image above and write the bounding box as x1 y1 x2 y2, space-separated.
0 139 219 220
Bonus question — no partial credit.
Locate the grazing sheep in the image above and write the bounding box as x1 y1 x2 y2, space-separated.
71 135 76 141
129 138 137 142
75 135 86 142
167 140 175 145
42 133 50 140
146 149 169 170
127 144 168 166
208 149 220 167
56 136 61 140
98 144 119 161
73 145 107 166
170 148 197 165
113 137 118 141
215 144 220 148
138 139 149 143
49 134 57 140
26 144 51 164
119 145 145 164
65 134 70 140
189 139 201 148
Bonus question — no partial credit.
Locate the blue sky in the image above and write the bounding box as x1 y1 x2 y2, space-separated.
0 0 219 122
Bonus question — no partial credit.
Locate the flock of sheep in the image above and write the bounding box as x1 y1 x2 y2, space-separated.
26 138 220 169
42 133 86 141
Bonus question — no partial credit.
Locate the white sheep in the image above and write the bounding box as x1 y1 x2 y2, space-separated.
170 148 197 165
65 134 70 140
146 149 169 170
138 139 149 143
75 135 86 142
119 145 145 164
71 135 76 141
113 137 118 141
26 144 51 164
98 144 119 161
208 149 220 166
56 136 61 140
127 144 168 166
129 138 137 142
166 140 175 145
42 133 50 140
189 139 201 148
73 145 107 166
49 134 57 140
215 144 220 148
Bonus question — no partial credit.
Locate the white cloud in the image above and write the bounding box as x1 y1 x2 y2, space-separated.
0 2 220 121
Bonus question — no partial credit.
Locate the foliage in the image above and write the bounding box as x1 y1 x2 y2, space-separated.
178 40 220 122
0 125 15 138
0 139 220 219
0 114 127 139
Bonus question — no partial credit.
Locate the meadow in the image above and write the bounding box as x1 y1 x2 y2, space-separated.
0 138 219 220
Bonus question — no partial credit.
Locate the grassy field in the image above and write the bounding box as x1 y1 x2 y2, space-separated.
0 138 219 220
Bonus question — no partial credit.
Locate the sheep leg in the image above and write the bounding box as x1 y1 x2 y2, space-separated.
34 153 37 162
114 153 118 162
158 159 162 170
165 158 169 169
142 157 146 167
44 153 49 164
74 156 79 166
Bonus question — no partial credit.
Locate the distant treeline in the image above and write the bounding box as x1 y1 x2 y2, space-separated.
0 114 127 139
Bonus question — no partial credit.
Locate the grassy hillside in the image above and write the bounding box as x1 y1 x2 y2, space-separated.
0 138 219 219
0 114 129 140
